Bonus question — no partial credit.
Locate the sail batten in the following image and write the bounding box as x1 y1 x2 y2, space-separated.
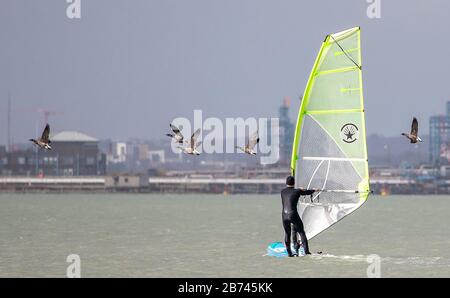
291 27 370 240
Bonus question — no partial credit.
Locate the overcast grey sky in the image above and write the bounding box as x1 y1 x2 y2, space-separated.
1 0 449 145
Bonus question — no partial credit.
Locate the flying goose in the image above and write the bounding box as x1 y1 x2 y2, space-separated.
236 130 259 155
29 124 52 150
401 117 423 143
178 128 201 155
166 124 184 144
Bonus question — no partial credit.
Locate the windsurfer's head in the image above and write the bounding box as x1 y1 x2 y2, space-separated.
286 176 295 187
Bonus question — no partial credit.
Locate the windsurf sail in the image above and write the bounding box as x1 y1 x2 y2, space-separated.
291 27 370 240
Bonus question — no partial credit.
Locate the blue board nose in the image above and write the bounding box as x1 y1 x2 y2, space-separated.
266 242 305 257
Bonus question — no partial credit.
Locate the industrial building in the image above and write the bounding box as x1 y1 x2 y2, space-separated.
0 131 106 176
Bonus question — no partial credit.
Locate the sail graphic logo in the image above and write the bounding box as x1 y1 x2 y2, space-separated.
340 123 359 143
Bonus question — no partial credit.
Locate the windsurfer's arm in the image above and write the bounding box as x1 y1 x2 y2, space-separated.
297 188 316 196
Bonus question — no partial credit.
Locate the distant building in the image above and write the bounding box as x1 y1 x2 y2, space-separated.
430 102 450 165
107 142 127 164
138 144 149 161
105 174 149 190
278 97 294 165
0 131 106 176
149 150 165 164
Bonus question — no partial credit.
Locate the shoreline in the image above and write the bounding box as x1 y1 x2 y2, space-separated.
0 176 447 195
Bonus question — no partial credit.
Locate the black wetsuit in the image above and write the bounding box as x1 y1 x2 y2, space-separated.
281 186 314 256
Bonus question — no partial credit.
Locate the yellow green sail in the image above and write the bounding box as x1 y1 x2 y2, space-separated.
291 27 370 239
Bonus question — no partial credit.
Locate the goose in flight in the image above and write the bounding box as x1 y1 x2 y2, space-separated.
401 117 423 143
29 124 52 150
178 128 201 155
236 130 259 155
166 124 184 144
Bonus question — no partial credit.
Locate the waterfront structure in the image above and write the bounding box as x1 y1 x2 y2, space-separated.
0 131 106 176
105 174 149 190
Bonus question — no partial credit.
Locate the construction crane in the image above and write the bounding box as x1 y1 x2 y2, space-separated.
35 108 62 125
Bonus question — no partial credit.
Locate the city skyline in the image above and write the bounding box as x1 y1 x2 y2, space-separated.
1 1 450 145
2 119 431 169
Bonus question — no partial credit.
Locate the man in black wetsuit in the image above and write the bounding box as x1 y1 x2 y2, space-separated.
281 176 315 257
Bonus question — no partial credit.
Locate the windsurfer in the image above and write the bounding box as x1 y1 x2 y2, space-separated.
281 176 315 257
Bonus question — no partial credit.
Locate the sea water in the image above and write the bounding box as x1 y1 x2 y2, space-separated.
0 193 449 277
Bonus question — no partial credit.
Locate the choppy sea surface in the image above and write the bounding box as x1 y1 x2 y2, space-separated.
0 193 449 277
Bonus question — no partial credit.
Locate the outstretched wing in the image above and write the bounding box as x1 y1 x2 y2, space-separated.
41 124 50 142
170 123 181 133
170 124 184 139
190 128 201 149
247 130 260 150
410 117 418 137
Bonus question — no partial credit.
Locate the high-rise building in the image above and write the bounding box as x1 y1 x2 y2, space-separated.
430 101 450 165
279 97 294 165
